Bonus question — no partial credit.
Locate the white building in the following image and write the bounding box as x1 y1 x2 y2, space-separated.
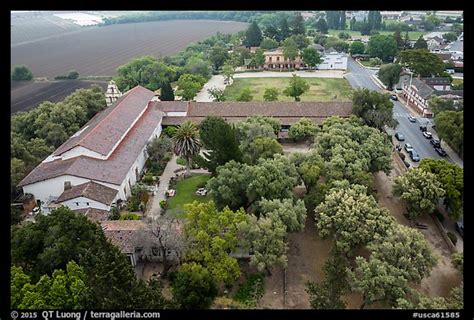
318 51 348 70
19 86 163 212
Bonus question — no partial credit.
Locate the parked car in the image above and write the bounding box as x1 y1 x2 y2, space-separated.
408 115 416 122
404 143 413 153
390 94 398 101
410 150 420 162
422 131 433 139
430 139 441 148
435 147 448 157
455 218 463 238
420 125 427 132
394 132 405 141
403 160 411 168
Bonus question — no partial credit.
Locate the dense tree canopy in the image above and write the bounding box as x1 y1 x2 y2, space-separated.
315 182 395 254
11 65 33 81
183 201 248 285
282 38 299 62
367 34 398 62
11 262 91 309
288 118 319 141
11 207 168 309
289 12 306 35
235 116 280 147
393 168 445 219
301 48 322 70
171 262 218 309
413 36 428 50
418 159 463 219
176 74 206 101
377 63 402 90
115 56 176 91
434 111 463 157
350 41 365 55
397 49 445 77
244 21 263 47
198 116 242 173
242 137 283 164
352 88 398 130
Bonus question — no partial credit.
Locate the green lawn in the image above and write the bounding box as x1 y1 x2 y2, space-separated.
223 78 353 102
452 79 463 86
327 29 427 40
166 174 212 218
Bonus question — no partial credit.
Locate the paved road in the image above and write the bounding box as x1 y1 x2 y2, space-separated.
346 57 462 167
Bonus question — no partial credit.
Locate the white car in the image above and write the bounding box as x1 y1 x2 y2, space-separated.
423 131 433 139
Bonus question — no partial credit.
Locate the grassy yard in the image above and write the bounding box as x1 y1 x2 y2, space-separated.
223 78 353 102
452 78 463 86
166 174 212 218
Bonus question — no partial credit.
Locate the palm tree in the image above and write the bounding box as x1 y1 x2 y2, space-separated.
172 121 201 176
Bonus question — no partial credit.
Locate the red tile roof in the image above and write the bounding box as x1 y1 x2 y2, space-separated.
56 181 118 205
53 86 155 157
19 104 164 186
101 220 155 253
74 208 110 223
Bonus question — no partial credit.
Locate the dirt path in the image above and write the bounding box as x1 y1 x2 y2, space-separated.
373 163 462 299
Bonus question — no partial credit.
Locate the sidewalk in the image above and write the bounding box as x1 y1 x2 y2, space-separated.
145 155 183 221
195 75 226 102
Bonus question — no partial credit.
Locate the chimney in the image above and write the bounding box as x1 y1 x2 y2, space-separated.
64 181 72 191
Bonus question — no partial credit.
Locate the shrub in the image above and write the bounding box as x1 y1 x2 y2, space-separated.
164 126 177 137
233 273 265 307
447 231 457 245
11 65 33 81
160 200 168 209
142 173 154 184
109 205 120 220
119 213 140 220
67 70 79 79
176 157 187 166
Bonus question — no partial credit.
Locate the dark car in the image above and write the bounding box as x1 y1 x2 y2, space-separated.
455 218 464 238
390 94 398 101
420 125 427 132
404 143 413 153
394 132 405 141
435 147 447 157
423 131 433 139
410 150 420 162
431 139 441 148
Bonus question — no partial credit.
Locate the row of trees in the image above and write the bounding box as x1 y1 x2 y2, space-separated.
298 116 461 309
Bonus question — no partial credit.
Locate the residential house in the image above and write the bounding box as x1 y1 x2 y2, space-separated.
400 76 463 118
309 43 325 54
425 36 444 51
381 11 402 20
263 48 304 70
346 11 369 22
101 219 184 267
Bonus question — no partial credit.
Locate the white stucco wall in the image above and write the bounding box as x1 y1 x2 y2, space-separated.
59 196 111 211
22 175 121 209
318 55 348 70
117 120 162 200
166 111 187 117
